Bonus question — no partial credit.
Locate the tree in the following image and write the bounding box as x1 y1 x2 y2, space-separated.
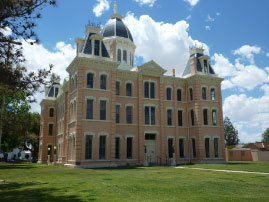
0 0 57 152
224 117 240 146
262 128 269 142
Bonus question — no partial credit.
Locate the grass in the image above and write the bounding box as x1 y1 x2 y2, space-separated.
185 161 269 173
0 162 268 202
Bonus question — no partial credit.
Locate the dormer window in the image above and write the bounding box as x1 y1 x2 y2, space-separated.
123 50 127 63
117 49 121 62
48 87 54 97
94 40 100 56
204 60 208 73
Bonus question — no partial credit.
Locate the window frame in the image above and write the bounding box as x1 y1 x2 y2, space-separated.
167 109 172 126
49 108 54 118
126 106 133 124
85 135 93 160
126 137 133 159
100 100 107 121
100 74 107 90
126 83 132 97
99 135 106 160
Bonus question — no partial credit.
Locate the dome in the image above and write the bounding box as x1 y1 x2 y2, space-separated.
101 17 133 42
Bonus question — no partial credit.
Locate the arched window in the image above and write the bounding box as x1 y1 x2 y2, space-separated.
126 83 132 97
211 88 216 101
117 49 121 62
123 50 127 63
202 87 207 100
87 73 94 88
189 88 193 101
177 89 182 101
100 75 107 90
166 87 172 100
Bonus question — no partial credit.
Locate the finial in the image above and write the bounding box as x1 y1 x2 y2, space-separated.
114 0 118 14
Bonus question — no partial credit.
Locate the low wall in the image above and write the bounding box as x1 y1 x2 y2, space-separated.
251 151 269 161
225 149 252 161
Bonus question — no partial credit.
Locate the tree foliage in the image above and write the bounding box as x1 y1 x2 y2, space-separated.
262 128 269 142
224 117 240 146
1 92 40 160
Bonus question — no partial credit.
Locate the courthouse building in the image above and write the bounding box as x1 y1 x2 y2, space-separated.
38 3 226 167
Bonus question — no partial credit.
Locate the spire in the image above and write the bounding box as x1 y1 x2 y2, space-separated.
114 0 118 14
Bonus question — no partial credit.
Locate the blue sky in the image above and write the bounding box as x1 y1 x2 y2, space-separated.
21 0 269 143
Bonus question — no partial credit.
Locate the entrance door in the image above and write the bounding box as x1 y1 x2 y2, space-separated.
145 134 156 164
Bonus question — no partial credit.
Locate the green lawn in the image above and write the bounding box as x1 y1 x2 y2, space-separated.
0 162 269 202
185 161 269 173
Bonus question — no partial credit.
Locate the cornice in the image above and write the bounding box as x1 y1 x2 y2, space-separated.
116 69 138 79
186 74 224 85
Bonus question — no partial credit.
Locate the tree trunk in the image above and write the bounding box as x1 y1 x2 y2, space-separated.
0 92 5 153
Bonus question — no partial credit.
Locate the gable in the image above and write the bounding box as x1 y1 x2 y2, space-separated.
137 60 167 76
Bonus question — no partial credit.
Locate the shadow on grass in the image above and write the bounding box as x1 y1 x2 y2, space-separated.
0 163 36 170
0 182 96 202
91 166 146 171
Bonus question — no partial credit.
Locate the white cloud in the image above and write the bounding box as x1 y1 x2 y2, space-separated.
216 12 221 16
186 15 191 20
212 53 236 77
93 0 110 17
266 52 269 57
206 14 215 22
212 51 269 91
205 25 211 31
266 67 269 73
233 45 261 64
184 0 200 7
21 41 76 112
261 84 269 96
134 0 156 7
223 93 269 142
124 13 209 76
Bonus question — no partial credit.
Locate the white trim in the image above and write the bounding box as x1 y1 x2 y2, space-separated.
165 85 173 90
144 131 159 136
116 79 122 84
144 103 157 108
213 136 220 139
204 136 212 139
125 134 135 140
84 132 96 138
125 80 134 86
201 85 208 89
176 86 184 91
179 136 187 139
125 103 134 108
143 79 157 84
177 108 184 111
115 103 122 107
211 107 218 111
70 97 77 104
98 97 109 103
190 136 196 139
98 132 109 137
166 107 173 110
167 136 175 140
202 106 209 110
86 70 96 77
116 134 122 139
99 71 109 78
85 96 96 102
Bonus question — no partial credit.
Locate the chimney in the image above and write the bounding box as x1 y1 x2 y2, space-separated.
172 69 175 77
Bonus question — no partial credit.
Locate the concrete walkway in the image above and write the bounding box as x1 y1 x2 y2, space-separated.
176 167 269 175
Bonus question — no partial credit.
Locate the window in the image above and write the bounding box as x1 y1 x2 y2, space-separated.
202 87 207 100
99 136 106 159
123 50 127 63
115 137 120 159
48 145 52 156
214 138 219 158
179 139 184 158
116 105 120 123
166 87 172 100
145 106 156 125
49 108 54 117
94 40 100 56
126 106 133 124
145 134 156 140
144 82 149 98
126 83 132 97
144 82 155 99
203 109 208 125
100 100 106 120
205 138 210 158
86 100 93 119
178 110 183 126
117 49 121 62
87 73 94 88
168 138 174 158
100 75 107 90
211 88 215 101
48 124 53 136
212 110 217 126
116 81 120 96
204 60 208 73
85 135 93 159
192 138 196 158
177 89 182 101
48 87 54 97
190 110 195 126
55 88 59 97
127 137 133 159
74 75 77 89
189 88 193 101
167 109 172 126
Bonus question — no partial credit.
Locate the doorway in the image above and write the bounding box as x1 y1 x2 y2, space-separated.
145 134 156 164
